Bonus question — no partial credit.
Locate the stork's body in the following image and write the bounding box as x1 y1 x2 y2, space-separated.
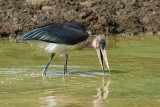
27 38 88 54
19 22 110 75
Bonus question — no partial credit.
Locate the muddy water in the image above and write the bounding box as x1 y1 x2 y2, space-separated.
0 36 160 107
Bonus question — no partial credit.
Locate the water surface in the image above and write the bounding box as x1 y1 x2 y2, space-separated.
0 36 160 107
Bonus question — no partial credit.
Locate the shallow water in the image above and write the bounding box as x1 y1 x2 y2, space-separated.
0 35 160 107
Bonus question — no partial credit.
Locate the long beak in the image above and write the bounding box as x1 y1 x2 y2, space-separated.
96 49 104 74
96 48 110 74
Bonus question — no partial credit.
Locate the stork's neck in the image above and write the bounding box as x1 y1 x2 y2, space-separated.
86 41 93 48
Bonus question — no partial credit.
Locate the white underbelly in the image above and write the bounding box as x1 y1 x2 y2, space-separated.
27 39 88 53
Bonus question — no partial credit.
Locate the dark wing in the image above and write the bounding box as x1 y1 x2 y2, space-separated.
19 22 89 45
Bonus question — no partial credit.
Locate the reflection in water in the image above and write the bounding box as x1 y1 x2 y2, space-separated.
40 73 110 107
39 89 56 107
40 74 68 107
42 74 49 85
93 76 110 107
63 74 68 90
41 73 68 86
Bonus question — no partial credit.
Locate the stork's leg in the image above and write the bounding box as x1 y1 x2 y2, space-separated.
63 53 68 74
42 53 55 75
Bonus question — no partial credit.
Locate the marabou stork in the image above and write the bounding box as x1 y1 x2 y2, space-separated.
19 22 110 75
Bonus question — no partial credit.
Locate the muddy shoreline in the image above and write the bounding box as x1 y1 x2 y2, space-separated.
0 0 160 37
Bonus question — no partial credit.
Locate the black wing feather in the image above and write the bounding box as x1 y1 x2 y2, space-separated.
19 22 89 45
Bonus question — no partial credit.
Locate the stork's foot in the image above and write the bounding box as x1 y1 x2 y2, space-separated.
103 70 105 75
42 72 47 75
42 69 47 75
63 70 67 74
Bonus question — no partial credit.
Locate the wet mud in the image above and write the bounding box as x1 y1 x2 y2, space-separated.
0 0 160 37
